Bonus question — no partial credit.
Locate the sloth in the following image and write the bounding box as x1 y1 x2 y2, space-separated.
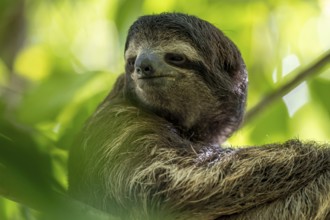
68 13 330 220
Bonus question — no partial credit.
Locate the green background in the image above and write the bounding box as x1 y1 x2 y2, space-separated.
0 0 329 219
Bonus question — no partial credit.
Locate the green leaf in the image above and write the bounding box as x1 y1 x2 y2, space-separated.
16 72 99 124
249 101 290 144
309 78 330 116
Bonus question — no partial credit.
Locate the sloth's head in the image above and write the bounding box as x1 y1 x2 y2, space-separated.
124 13 247 143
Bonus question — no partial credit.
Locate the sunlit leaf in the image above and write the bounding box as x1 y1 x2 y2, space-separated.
14 45 52 81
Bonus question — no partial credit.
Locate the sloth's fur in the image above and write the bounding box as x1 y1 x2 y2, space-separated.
68 13 330 220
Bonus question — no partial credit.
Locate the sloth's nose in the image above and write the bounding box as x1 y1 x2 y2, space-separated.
135 53 157 77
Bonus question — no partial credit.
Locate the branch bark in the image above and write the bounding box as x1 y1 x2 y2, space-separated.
243 50 330 125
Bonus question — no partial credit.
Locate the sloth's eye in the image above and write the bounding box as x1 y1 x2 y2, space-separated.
165 53 186 66
126 57 136 72
127 57 136 66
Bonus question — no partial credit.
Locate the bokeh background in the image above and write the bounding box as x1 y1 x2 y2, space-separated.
0 0 330 219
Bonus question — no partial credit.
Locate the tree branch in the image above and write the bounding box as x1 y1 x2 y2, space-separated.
243 50 330 125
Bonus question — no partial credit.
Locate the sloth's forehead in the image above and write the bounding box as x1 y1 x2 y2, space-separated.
125 38 200 61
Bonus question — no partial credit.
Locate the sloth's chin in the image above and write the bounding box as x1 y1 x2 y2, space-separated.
136 76 176 89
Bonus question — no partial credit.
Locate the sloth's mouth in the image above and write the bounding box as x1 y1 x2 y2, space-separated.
138 75 174 80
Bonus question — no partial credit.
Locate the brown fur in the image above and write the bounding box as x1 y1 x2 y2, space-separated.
68 13 330 219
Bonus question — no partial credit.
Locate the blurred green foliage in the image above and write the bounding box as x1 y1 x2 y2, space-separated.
0 0 329 219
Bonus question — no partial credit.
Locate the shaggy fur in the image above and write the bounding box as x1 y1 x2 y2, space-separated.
68 13 330 219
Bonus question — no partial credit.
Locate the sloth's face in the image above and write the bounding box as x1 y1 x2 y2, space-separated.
124 38 220 129
122 13 247 141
